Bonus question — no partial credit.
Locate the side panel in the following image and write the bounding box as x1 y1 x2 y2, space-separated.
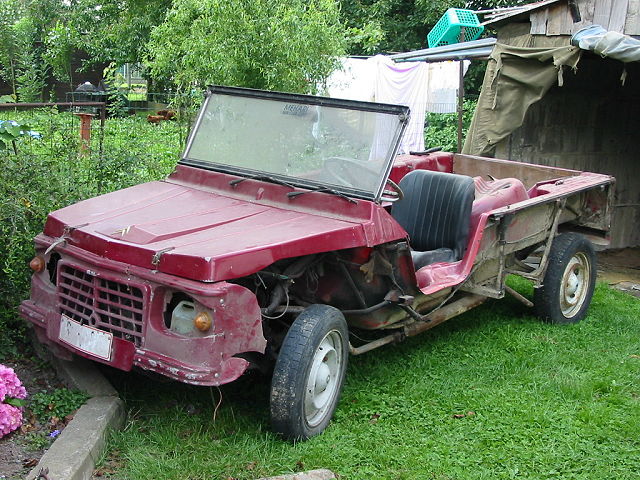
453 153 577 188
462 181 614 298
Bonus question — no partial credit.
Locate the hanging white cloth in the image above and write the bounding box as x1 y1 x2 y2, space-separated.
325 56 469 154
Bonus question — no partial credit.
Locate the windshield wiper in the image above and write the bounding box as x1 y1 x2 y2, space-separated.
287 187 358 204
229 174 295 189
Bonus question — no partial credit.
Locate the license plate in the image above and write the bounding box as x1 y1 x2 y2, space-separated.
59 315 113 361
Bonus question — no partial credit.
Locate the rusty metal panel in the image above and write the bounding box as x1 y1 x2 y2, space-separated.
453 154 576 189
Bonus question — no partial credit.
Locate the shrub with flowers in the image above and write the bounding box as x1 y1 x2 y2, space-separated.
0 364 27 438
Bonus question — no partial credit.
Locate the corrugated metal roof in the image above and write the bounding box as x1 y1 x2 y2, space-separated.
480 0 564 26
389 38 497 63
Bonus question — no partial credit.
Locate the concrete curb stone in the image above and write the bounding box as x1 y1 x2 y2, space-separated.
50 356 118 397
257 469 336 480
25 353 125 480
26 346 336 480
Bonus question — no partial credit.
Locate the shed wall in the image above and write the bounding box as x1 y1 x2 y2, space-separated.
487 0 640 36
495 55 640 248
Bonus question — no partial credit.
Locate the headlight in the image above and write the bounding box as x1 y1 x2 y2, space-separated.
29 255 45 273
170 300 213 335
193 311 212 332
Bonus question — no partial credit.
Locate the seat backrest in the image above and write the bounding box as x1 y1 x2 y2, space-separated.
391 169 475 258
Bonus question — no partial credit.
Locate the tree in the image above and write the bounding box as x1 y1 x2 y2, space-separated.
62 0 173 66
340 0 529 55
44 0 172 90
340 0 464 55
146 0 346 93
0 0 59 101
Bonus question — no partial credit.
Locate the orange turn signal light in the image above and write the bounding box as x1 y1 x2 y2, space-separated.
29 256 45 273
194 312 212 332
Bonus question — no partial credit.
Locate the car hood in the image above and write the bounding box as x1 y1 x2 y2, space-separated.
43 166 406 282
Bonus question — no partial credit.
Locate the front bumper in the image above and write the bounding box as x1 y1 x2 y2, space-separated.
20 236 266 386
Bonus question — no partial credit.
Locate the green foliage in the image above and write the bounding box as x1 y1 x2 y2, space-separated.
424 99 476 152
340 0 465 54
340 0 531 55
43 20 79 89
23 431 53 451
12 16 48 102
103 62 130 117
100 282 640 479
344 20 386 55
464 60 488 97
0 0 23 96
0 0 59 101
146 0 346 93
29 388 89 421
65 0 173 67
0 120 35 152
0 0 172 100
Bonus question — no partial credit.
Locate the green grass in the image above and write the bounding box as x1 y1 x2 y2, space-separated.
101 279 640 479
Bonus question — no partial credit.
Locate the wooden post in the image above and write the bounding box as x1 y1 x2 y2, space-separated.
457 60 465 153
457 27 466 153
75 113 95 153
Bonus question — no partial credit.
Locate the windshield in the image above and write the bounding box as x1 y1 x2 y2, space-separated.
182 86 408 201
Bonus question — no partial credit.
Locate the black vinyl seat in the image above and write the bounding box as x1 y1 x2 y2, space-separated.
391 169 475 270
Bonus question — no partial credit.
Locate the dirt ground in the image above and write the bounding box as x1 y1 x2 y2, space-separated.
597 247 640 298
0 348 66 480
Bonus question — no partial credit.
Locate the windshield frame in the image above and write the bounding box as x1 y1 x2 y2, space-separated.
180 85 410 202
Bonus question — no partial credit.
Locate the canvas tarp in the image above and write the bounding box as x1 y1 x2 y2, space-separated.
463 42 581 156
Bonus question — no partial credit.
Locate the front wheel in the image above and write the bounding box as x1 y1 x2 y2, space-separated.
270 304 349 441
534 233 596 324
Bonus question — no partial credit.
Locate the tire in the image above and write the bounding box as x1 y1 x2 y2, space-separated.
270 304 349 441
534 233 596 324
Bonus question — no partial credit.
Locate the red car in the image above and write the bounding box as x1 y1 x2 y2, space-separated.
21 86 614 440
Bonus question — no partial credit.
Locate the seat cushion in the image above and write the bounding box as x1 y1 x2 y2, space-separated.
392 169 475 263
411 248 457 270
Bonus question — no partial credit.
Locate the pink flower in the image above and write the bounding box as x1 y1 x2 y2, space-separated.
0 364 27 438
0 365 27 401
0 403 23 437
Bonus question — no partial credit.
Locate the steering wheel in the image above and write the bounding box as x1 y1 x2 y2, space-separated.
382 178 404 202
323 156 404 202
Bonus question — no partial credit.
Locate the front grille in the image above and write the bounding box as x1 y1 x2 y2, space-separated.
58 264 146 346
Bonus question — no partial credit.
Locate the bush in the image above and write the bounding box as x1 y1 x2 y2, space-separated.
424 99 477 153
29 388 89 421
0 109 184 358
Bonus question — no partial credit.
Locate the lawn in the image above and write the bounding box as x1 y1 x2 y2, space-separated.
99 279 640 480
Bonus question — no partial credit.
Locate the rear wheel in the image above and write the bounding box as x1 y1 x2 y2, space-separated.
270 304 348 441
534 233 596 324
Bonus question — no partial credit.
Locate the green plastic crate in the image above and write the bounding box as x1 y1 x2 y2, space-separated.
427 9 484 48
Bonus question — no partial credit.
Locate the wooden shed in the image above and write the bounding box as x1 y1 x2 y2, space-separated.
464 0 640 248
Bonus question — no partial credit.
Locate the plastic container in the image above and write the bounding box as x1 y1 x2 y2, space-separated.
170 300 196 334
427 9 484 48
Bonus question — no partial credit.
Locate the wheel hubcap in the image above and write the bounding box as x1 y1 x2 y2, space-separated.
304 330 343 427
560 252 590 318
